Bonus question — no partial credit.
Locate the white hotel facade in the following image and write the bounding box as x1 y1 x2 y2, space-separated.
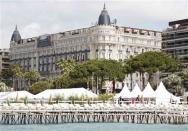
9 5 161 90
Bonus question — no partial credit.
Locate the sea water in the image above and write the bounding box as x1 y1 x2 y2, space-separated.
0 123 188 131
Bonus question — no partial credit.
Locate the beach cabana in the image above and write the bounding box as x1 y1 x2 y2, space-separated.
141 83 155 98
0 91 35 100
154 82 180 104
130 83 142 98
114 84 131 99
34 88 97 100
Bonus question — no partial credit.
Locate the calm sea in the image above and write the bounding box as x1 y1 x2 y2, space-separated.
0 123 187 131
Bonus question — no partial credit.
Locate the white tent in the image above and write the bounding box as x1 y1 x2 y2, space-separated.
34 88 97 100
130 83 142 98
114 84 131 99
154 82 180 104
0 92 10 98
141 83 155 98
0 91 35 100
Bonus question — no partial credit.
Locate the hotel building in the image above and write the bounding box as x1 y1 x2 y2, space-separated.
9 5 161 90
0 49 9 73
162 19 188 100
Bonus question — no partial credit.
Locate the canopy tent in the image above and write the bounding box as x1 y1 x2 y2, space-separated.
141 83 155 98
0 92 10 98
34 88 97 100
154 82 180 104
114 84 131 99
0 91 35 100
130 83 142 98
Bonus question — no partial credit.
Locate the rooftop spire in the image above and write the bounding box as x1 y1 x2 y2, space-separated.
15 25 18 31
98 3 111 25
11 25 21 43
103 3 106 10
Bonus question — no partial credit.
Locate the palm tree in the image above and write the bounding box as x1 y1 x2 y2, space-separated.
163 74 183 96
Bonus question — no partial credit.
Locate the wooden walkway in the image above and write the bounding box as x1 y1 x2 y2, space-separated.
0 109 188 125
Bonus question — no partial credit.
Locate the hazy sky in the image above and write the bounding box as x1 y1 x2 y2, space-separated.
0 0 188 49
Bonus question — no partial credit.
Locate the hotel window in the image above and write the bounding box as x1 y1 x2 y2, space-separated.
119 53 122 60
40 66 42 72
102 52 105 58
84 38 87 42
124 37 128 42
139 39 142 44
147 40 151 45
154 42 157 46
142 48 144 53
82 54 85 61
44 58 46 64
77 55 80 61
129 38 132 43
102 36 105 41
136 73 139 77
40 59 42 64
44 65 46 72
132 38 136 43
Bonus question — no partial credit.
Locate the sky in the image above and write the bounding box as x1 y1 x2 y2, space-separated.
0 0 188 49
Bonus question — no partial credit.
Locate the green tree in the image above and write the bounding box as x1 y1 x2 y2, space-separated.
24 70 40 89
180 68 188 94
0 68 14 86
70 59 125 93
163 74 183 96
29 81 52 94
53 75 73 88
10 64 24 90
56 59 76 76
127 51 179 88
0 82 9 92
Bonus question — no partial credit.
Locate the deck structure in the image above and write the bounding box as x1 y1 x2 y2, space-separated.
0 102 188 124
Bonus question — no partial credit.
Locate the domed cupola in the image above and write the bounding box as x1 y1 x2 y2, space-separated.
98 4 111 25
11 25 21 43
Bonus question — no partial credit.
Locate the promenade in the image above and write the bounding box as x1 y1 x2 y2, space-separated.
0 101 188 124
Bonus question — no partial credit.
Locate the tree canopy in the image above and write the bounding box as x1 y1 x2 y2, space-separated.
0 82 9 92
29 81 52 94
127 51 179 81
54 59 126 93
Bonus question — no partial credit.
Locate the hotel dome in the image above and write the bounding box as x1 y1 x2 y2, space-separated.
98 4 111 25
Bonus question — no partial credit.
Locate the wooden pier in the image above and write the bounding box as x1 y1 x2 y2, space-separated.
1 109 188 125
